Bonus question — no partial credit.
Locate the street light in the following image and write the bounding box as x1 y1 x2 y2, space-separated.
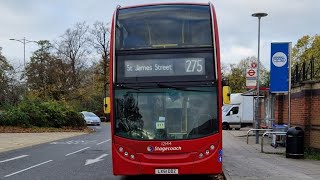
9 37 39 68
252 12 268 144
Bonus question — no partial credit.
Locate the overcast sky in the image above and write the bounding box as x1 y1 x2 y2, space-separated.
1 0 319 70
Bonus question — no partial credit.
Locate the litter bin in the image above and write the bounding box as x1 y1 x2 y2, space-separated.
286 127 304 158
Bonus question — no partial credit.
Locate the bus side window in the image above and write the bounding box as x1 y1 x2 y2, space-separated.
191 21 211 45
124 34 145 48
123 24 148 49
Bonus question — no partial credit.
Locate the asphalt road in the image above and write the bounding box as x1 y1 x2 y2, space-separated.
0 123 116 180
0 123 222 180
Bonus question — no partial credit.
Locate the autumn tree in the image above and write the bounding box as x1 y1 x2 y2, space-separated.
226 56 269 93
0 47 25 107
292 34 320 80
292 35 313 64
55 22 90 90
26 40 72 100
0 47 13 106
89 21 110 98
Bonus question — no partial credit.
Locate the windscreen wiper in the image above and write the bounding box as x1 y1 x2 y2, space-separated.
115 84 140 91
157 83 212 92
156 83 186 90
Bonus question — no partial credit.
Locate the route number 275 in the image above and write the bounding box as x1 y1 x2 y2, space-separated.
185 59 203 73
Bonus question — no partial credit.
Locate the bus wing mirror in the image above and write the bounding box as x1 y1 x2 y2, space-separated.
104 97 111 114
223 86 231 104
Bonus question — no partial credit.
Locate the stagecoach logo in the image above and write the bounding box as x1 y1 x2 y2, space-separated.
272 52 287 67
147 145 182 152
147 145 154 152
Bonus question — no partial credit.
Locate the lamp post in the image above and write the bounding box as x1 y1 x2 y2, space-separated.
9 37 38 68
252 12 268 144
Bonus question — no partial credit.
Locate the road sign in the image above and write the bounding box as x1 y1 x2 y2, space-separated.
246 79 256 88
251 62 257 68
246 68 257 78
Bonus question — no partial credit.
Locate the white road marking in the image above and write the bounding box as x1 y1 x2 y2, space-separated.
4 160 53 178
50 140 97 145
85 154 108 165
96 139 111 145
0 155 29 163
65 147 90 156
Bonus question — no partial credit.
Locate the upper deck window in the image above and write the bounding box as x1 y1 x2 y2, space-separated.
116 5 212 50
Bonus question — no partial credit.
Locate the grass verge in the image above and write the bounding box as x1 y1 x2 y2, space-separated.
305 148 320 160
0 126 93 133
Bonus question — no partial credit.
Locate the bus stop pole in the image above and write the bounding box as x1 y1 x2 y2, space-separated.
252 13 268 144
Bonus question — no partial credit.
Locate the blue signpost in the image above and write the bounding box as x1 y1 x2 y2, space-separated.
270 42 291 93
270 42 292 126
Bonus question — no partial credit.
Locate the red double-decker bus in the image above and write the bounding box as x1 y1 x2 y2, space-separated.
109 2 228 176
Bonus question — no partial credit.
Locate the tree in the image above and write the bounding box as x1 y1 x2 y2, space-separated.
292 34 320 80
0 47 14 107
227 63 246 93
55 22 90 90
26 40 72 100
226 56 269 93
292 35 313 65
89 21 110 98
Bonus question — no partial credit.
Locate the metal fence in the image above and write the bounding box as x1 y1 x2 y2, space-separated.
292 57 320 85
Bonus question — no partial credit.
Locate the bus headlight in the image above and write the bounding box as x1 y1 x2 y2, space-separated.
130 154 135 159
119 147 124 152
116 144 138 161
210 145 215 150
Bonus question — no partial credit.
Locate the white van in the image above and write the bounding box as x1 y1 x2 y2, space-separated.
222 93 254 130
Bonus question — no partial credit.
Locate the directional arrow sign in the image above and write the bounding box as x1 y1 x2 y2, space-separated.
85 154 108 166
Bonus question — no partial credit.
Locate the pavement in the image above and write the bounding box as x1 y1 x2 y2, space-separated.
223 128 320 180
1 127 320 179
0 132 87 153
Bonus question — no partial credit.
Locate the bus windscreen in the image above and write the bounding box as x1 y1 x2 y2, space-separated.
114 86 218 140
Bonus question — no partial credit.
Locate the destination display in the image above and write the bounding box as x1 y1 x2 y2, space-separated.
124 58 205 77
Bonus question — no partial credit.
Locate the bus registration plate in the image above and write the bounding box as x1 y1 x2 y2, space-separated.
155 169 178 174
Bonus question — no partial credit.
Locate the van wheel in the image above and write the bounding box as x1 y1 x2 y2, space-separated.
222 123 230 130
235 128 240 130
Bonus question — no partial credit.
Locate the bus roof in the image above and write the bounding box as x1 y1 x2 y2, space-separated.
118 2 210 10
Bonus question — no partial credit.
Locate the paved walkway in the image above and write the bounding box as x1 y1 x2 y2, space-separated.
0 132 87 153
223 129 320 180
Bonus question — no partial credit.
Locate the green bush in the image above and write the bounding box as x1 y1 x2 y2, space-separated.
0 99 86 128
1 108 30 127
